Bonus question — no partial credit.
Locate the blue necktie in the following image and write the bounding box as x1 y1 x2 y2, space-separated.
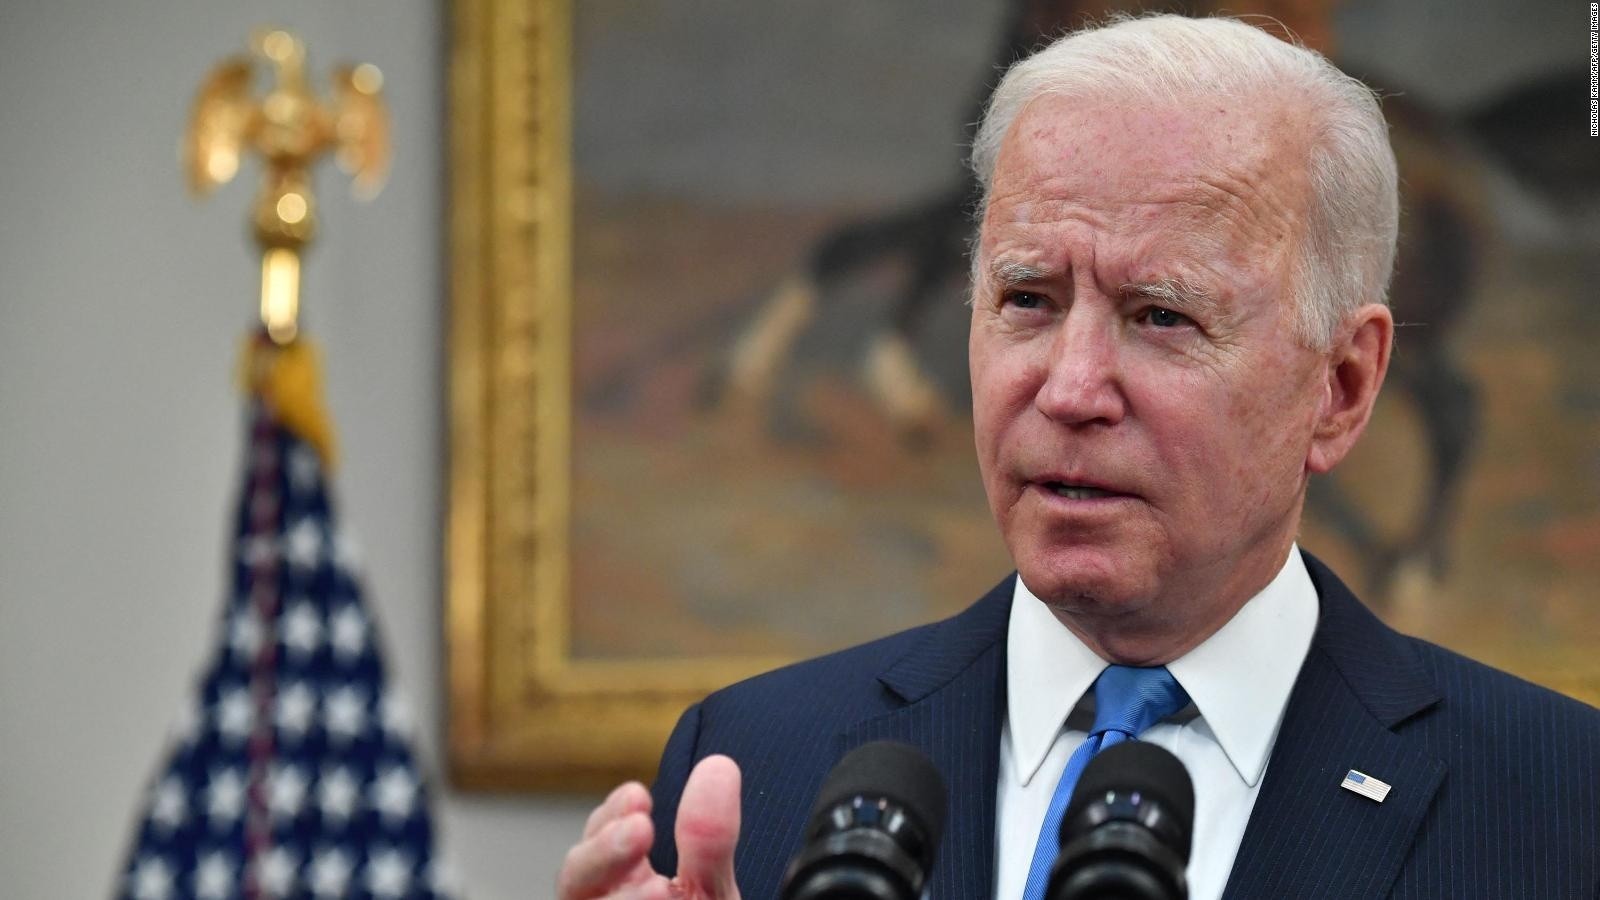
1019 665 1192 900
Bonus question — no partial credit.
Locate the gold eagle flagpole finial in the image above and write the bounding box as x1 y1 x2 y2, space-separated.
184 27 390 346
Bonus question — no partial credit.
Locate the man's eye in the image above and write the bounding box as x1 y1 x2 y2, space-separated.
1003 291 1046 310
1143 306 1189 328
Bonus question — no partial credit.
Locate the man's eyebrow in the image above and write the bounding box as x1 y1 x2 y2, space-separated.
1120 277 1216 309
989 260 1059 288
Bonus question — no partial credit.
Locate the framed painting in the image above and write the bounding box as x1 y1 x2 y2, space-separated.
446 0 1600 791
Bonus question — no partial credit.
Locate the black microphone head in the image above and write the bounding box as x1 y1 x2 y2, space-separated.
806 741 948 842
1063 741 1195 857
782 741 948 900
1048 741 1196 900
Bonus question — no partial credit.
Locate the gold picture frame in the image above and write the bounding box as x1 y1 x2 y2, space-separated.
446 0 1600 793
446 0 798 792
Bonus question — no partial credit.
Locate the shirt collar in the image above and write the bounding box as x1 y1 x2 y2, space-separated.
1005 545 1319 789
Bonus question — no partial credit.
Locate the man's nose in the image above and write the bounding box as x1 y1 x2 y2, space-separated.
1034 311 1125 427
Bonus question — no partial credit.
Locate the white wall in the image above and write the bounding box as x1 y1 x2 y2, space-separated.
0 2 589 897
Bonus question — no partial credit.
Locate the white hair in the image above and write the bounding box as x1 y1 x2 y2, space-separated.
969 14 1398 350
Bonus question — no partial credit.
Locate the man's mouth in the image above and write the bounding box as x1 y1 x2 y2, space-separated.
1041 481 1122 500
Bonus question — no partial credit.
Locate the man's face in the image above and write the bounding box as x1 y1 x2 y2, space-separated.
970 93 1333 651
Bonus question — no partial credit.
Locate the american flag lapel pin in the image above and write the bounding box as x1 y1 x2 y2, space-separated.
1341 769 1392 803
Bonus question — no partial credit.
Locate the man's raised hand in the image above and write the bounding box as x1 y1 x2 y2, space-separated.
556 755 743 900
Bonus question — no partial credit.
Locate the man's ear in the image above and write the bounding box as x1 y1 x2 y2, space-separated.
1307 303 1393 475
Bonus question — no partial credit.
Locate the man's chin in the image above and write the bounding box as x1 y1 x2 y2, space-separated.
1013 547 1155 613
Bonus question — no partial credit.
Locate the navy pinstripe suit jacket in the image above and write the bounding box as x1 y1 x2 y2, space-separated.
648 551 1600 898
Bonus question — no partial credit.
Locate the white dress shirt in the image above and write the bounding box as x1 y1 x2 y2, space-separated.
993 546 1319 900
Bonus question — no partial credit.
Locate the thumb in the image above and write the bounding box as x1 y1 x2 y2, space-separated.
673 754 742 898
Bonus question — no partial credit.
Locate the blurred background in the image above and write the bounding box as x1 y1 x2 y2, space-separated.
0 0 1594 898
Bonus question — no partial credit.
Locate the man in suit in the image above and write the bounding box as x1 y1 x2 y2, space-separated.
557 15 1600 899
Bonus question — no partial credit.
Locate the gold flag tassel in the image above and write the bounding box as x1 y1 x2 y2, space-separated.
239 333 339 469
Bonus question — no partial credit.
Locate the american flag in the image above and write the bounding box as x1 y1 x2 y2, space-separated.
1340 768 1393 803
118 397 454 899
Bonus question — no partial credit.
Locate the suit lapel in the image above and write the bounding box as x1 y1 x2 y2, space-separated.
1223 553 1445 899
840 577 1013 900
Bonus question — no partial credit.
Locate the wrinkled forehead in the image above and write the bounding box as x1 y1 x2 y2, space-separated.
980 90 1314 260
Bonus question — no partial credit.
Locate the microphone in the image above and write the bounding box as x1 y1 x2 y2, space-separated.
780 740 948 900
1046 741 1195 900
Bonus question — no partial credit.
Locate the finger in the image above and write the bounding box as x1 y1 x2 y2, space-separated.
585 781 653 839
610 874 673 900
673 755 743 899
557 811 655 899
